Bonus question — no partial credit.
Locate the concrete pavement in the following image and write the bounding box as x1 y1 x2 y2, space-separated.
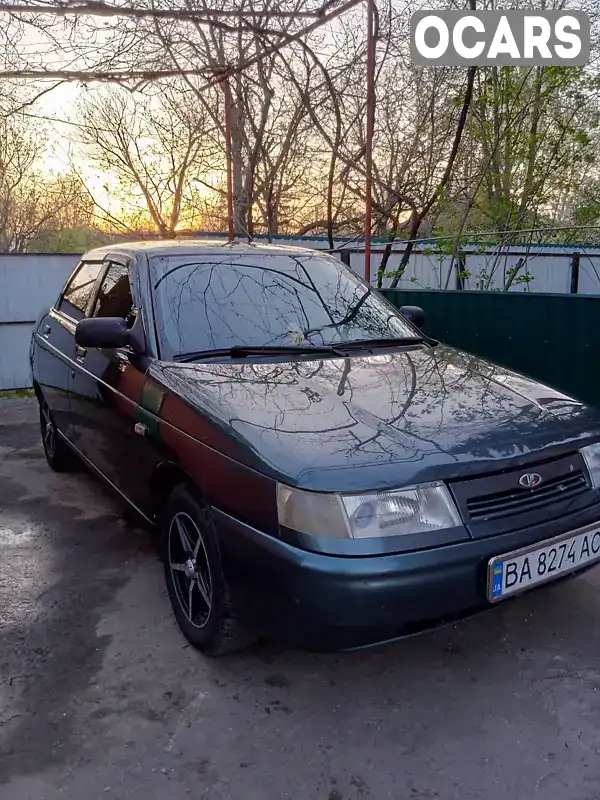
2 397 600 799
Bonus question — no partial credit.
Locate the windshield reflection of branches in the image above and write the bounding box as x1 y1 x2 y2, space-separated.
151 253 416 358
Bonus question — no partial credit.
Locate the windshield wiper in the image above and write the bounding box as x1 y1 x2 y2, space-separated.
332 336 429 351
173 337 434 363
173 344 346 363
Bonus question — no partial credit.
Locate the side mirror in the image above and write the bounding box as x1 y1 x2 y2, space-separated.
75 312 146 354
399 305 425 330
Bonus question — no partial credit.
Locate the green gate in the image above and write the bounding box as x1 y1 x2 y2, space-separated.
381 289 600 408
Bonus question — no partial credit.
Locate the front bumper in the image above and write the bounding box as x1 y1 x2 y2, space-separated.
214 503 600 651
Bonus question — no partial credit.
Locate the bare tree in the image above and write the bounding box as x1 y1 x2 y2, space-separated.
0 116 90 251
148 0 346 237
77 85 221 235
2 0 599 262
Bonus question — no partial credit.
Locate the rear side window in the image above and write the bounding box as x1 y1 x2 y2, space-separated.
93 263 134 320
58 262 102 320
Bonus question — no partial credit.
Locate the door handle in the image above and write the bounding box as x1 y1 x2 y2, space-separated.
75 345 87 362
43 324 51 338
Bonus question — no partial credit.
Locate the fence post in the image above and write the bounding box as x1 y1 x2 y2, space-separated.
570 252 580 294
339 250 351 268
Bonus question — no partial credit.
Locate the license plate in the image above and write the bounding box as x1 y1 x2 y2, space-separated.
488 524 600 602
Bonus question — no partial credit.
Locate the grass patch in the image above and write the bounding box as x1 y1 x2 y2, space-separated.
0 388 35 399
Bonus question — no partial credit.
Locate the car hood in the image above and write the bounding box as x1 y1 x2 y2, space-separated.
148 345 600 492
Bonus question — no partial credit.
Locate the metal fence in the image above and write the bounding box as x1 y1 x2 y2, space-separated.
192 232 600 292
336 242 600 292
2 240 600 393
381 288 600 409
0 254 79 389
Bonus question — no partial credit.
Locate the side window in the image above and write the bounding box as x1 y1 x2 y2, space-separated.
93 263 134 320
57 262 102 320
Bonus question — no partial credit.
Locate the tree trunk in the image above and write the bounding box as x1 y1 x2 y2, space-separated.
376 209 400 288
388 213 419 288
267 186 278 235
389 61 477 289
231 74 246 237
517 67 544 225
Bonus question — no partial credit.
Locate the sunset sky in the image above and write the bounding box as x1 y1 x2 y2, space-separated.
32 82 144 219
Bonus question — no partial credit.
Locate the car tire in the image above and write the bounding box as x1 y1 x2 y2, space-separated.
161 485 256 656
39 398 78 472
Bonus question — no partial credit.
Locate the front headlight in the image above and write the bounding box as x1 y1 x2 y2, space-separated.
581 443 600 488
277 482 461 539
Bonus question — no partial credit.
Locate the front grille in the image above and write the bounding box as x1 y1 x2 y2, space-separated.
466 470 588 522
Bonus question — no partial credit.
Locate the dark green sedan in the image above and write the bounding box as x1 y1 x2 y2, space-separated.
30 240 600 655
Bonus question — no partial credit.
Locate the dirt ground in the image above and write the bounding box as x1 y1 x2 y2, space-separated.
2 396 600 800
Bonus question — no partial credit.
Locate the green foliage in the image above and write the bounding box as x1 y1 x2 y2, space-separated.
450 65 600 234
574 188 600 226
0 389 35 398
29 227 115 253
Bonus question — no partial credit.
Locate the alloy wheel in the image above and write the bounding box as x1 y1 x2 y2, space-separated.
168 511 213 629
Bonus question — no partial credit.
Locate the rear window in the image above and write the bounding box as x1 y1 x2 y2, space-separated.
58 262 103 320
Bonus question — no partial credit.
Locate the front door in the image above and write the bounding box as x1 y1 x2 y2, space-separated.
70 258 158 516
34 260 104 437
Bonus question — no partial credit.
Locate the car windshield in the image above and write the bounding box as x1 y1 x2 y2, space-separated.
150 251 420 360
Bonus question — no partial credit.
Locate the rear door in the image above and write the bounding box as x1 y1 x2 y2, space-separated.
33 260 104 437
69 256 158 515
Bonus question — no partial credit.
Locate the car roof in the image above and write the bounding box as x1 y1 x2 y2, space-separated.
84 239 320 261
